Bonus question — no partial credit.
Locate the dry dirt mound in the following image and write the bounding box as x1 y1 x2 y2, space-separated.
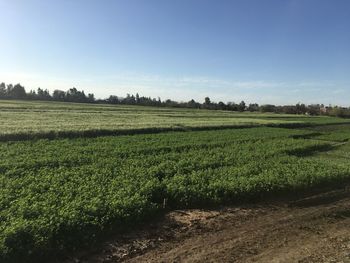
64 188 350 263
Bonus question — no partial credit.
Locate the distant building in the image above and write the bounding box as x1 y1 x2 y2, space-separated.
320 106 332 114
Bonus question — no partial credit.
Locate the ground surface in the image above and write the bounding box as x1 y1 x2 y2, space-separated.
63 187 350 263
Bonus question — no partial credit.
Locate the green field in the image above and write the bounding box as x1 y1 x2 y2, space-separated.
0 100 348 140
1 100 350 262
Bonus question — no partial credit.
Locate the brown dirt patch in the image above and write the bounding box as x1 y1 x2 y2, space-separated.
62 188 350 263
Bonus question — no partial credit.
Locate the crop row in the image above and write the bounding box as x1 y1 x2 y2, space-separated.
2 100 350 141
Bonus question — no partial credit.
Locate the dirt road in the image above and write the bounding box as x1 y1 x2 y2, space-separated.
65 188 350 263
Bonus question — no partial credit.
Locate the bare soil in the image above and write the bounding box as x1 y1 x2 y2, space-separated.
64 187 350 263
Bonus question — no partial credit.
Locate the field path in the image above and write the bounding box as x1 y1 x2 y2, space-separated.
64 188 350 263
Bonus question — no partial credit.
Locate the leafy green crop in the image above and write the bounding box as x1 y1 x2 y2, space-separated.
1 125 350 262
1 100 349 141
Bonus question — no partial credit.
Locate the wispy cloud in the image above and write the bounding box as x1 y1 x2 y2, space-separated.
332 89 345 94
99 72 291 91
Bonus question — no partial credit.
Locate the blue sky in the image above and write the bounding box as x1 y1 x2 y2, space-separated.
0 0 349 105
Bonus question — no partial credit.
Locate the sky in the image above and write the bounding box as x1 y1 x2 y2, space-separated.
0 0 349 105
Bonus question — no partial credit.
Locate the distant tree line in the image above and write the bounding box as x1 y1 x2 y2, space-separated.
1 82 350 118
0 83 95 103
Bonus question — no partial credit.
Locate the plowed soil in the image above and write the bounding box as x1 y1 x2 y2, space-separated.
63 187 350 263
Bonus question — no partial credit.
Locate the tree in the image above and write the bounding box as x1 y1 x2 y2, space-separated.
6 84 13 96
281 105 297 114
36 88 51 100
107 95 119 104
260 104 276 113
238 101 246 112
28 90 37 99
0 82 6 98
66 87 87 102
187 99 199 108
10 84 26 99
307 104 321 116
87 93 95 103
296 103 307 114
204 97 211 105
247 103 259 112
53 90 66 101
164 99 178 107
217 101 226 110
